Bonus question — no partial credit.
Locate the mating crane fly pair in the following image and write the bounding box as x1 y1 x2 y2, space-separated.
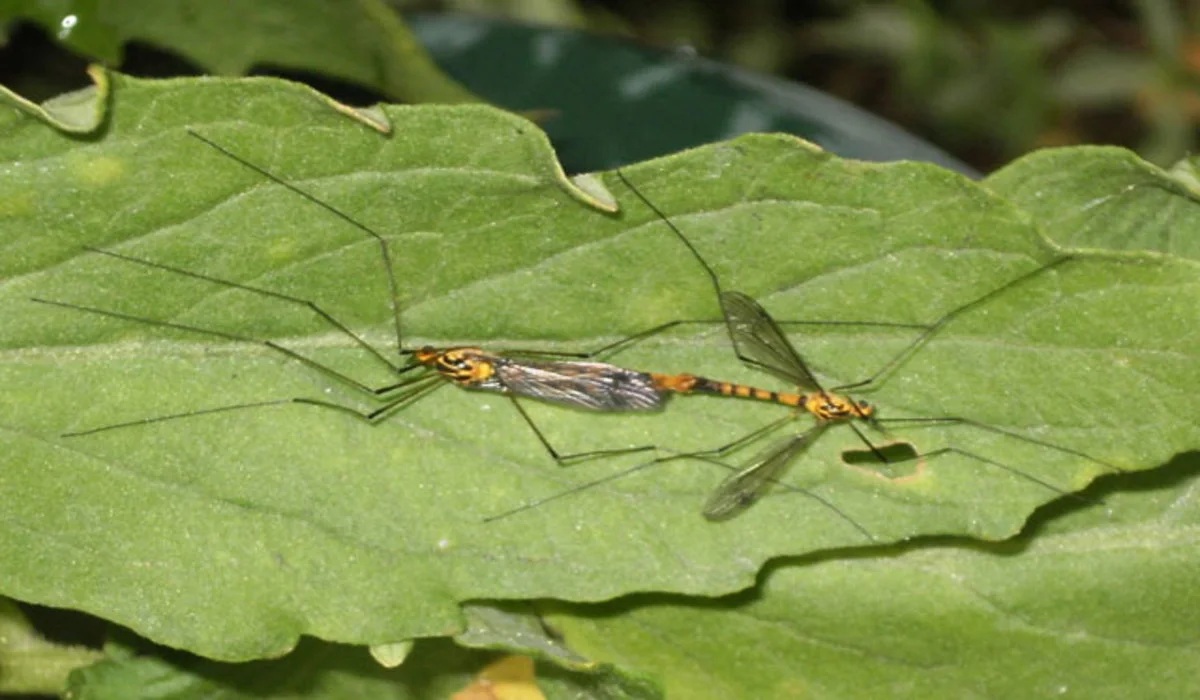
33 130 1121 535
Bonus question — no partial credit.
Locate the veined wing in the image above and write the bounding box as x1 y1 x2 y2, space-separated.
494 359 666 411
720 291 823 392
702 423 829 520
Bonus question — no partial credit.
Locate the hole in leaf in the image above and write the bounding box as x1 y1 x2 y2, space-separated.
843 441 919 479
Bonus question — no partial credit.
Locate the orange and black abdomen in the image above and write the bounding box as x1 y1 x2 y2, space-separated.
651 373 804 408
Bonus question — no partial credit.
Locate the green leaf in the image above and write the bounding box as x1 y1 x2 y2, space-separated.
458 602 595 670
67 636 492 699
0 64 110 133
454 604 662 697
66 630 657 699
0 598 104 695
2 74 1196 660
534 455 1200 698
1 0 481 104
1169 154 1200 193
985 145 1200 258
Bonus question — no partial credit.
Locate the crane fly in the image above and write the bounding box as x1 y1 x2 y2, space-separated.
484 171 1126 532
32 252 670 462
33 129 922 473
30 129 691 465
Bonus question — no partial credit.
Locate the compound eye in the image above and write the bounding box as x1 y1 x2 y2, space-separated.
438 354 468 372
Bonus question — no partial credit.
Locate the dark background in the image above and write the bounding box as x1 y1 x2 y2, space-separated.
2 1 1197 173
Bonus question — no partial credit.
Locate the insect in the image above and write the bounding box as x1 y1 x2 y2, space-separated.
485 172 1126 530
32 247 670 459
32 131 678 464
35 129 921 471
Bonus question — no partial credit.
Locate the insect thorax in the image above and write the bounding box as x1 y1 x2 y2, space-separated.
417 347 498 387
805 392 873 422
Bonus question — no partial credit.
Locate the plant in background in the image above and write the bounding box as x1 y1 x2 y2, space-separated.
1 2 1198 698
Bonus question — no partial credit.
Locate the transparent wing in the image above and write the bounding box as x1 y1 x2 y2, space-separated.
702 424 828 520
720 291 823 392
495 360 666 411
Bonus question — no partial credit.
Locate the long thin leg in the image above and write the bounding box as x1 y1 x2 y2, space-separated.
32 297 422 397
614 169 740 358
62 374 446 437
37 292 655 463
874 416 1122 503
40 286 750 468
877 416 1124 473
187 132 668 469
187 128 407 357
911 446 1099 504
613 169 941 392
830 257 1075 393
523 317 932 363
80 246 407 373
505 397 657 465
89 244 923 368
485 417 873 541
846 421 889 464
482 413 798 521
191 132 920 368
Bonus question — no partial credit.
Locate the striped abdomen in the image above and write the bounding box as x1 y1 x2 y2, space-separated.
650 373 804 407
649 373 873 422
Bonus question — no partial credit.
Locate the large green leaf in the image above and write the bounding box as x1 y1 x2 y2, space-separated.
1 74 1196 660
535 454 1200 698
985 146 1200 258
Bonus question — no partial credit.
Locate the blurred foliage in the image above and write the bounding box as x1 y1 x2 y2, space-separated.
6 0 1194 171
405 0 1200 170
